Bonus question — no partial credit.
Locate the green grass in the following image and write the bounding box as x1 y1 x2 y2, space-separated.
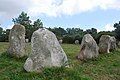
0 42 120 80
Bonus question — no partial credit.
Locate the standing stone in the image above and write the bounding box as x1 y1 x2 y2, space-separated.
24 28 68 72
75 40 79 44
99 35 116 53
8 24 26 58
59 39 63 44
110 36 116 51
77 34 99 60
99 35 111 53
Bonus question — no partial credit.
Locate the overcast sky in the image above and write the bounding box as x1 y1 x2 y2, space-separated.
0 0 120 31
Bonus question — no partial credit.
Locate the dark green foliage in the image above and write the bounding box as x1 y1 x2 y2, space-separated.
63 36 74 44
0 27 3 41
114 21 120 40
66 28 83 35
74 35 83 44
0 12 119 44
12 12 43 42
33 19 43 29
48 27 66 40
12 12 31 26
48 27 85 44
0 26 115 44
0 27 10 42
0 27 3 34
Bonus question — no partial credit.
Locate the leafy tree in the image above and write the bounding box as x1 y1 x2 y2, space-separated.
0 27 3 35
12 12 43 41
12 12 32 41
12 12 31 28
48 27 66 40
4 29 10 42
27 19 43 41
114 21 120 40
64 28 84 44
74 35 83 43
66 28 83 35
85 28 97 36
0 26 10 42
33 19 43 29
0 27 3 41
62 36 74 44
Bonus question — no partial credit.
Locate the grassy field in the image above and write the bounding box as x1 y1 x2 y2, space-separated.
0 42 120 80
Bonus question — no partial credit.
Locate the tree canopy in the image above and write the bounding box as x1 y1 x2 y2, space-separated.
0 12 119 44
114 21 120 40
12 12 43 41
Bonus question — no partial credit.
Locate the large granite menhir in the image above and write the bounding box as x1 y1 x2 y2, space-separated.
110 36 116 51
99 35 116 53
77 34 99 60
8 24 26 58
24 28 68 72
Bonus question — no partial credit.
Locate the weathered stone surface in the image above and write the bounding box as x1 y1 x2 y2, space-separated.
99 35 111 53
59 40 63 44
75 40 79 44
77 34 99 59
110 36 116 51
99 35 116 53
8 24 26 58
24 28 68 72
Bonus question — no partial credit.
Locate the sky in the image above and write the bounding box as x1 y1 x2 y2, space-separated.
0 0 120 32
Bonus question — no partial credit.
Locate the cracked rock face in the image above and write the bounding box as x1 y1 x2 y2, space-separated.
8 24 26 58
24 28 68 72
78 34 99 60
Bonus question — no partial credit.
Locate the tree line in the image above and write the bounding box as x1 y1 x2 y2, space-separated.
0 12 120 44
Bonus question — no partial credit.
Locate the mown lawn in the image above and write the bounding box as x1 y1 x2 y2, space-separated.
0 42 120 80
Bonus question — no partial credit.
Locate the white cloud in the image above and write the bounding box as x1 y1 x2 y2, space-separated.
27 0 120 17
0 0 32 24
0 0 120 26
0 0 120 18
104 24 115 31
